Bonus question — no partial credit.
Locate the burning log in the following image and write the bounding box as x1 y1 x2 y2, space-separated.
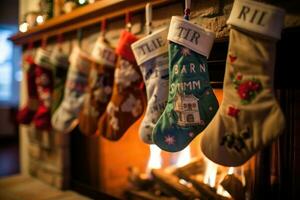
220 174 245 200
151 169 201 199
128 167 154 190
125 189 178 200
173 158 205 179
187 176 230 200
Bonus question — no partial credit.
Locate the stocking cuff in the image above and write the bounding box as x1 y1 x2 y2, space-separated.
131 27 168 65
51 48 69 69
35 48 52 70
91 37 116 67
115 30 138 63
168 16 215 58
69 46 92 75
227 0 285 40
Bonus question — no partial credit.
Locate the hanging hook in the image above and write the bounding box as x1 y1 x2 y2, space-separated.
101 18 106 36
145 3 152 35
125 11 132 32
57 33 64 50
57 33 64 44
41 36 48 49
27 40 34 50
77 28 83 48
184 0 191 20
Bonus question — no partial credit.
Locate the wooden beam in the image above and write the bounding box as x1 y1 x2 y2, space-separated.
9 0 177 45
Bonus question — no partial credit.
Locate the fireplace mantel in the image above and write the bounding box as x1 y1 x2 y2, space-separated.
14 0 300 198
9 0 177 45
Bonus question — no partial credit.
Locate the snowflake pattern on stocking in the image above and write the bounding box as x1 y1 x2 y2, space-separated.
93 86 112 103
39 91 51 108
164 135 176 145
36 72 51 108
181 47 191 57
121 94 143 117
107 102 120 131
115 58 140 88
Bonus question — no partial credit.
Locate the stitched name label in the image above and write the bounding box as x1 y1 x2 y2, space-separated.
168 16 215 58
132 27 168 65
227 0 285 39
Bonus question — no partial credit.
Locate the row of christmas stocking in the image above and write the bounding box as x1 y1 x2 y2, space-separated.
132 0 286 167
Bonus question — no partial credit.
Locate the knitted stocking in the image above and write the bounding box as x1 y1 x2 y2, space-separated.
131 27 169 144
32 48 53 130
98 30 146 141
152 17 219 152
50 47 69 113
51 46 92 133
17 54 38 124
201 0 285 166
79 37 116 136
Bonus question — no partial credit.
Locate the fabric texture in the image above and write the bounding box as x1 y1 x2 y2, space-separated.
17 54 39 125
51 47 69 113
200 28 285 166
138 53 169 144
152 41 219 152
79 38 116 136
51 46 92 133
32 48 53 130
131 27 169 144
98 30 146 141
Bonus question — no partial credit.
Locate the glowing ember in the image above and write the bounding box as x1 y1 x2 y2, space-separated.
146 145 162 175
203 158 218 187
179 179 193 188
241 166 246 186
217 185 231 198
175 146 191 167
228 167 235 175
216 167 235 197
235 166 246 186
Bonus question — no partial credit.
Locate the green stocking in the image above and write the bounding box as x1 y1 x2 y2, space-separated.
152 17 219 152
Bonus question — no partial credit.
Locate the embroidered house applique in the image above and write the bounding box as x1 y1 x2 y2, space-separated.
174 94 201 126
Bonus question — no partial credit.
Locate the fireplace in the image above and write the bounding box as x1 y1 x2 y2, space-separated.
69 26 300 200
8 0 300 199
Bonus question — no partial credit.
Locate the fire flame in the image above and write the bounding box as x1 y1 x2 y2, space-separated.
146 145 162 175
174 146 191 168
203 159 245 198
203 158 218 187
216 167 235 197
238 166 246 186
217 185 231 198
228 167 235 175
174 146 192 187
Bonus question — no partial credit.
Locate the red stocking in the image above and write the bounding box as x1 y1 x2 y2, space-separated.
32 48 53 130
17 55 39 124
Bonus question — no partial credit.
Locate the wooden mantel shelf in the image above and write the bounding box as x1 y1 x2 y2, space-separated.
9 0 177 45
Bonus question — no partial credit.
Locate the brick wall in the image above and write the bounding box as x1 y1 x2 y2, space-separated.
19 0 300 190
24 126 69 188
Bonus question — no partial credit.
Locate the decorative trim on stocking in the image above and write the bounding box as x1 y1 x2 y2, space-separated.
168 16 215 58
34 48 52 70
115 30 138 63
131 27 168 65
227 0 285 39
220 127 251 152
91 37 116 67
173 93 201 127
227 105 240 118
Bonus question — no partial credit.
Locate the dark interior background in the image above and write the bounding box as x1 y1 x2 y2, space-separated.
0 0 20 178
